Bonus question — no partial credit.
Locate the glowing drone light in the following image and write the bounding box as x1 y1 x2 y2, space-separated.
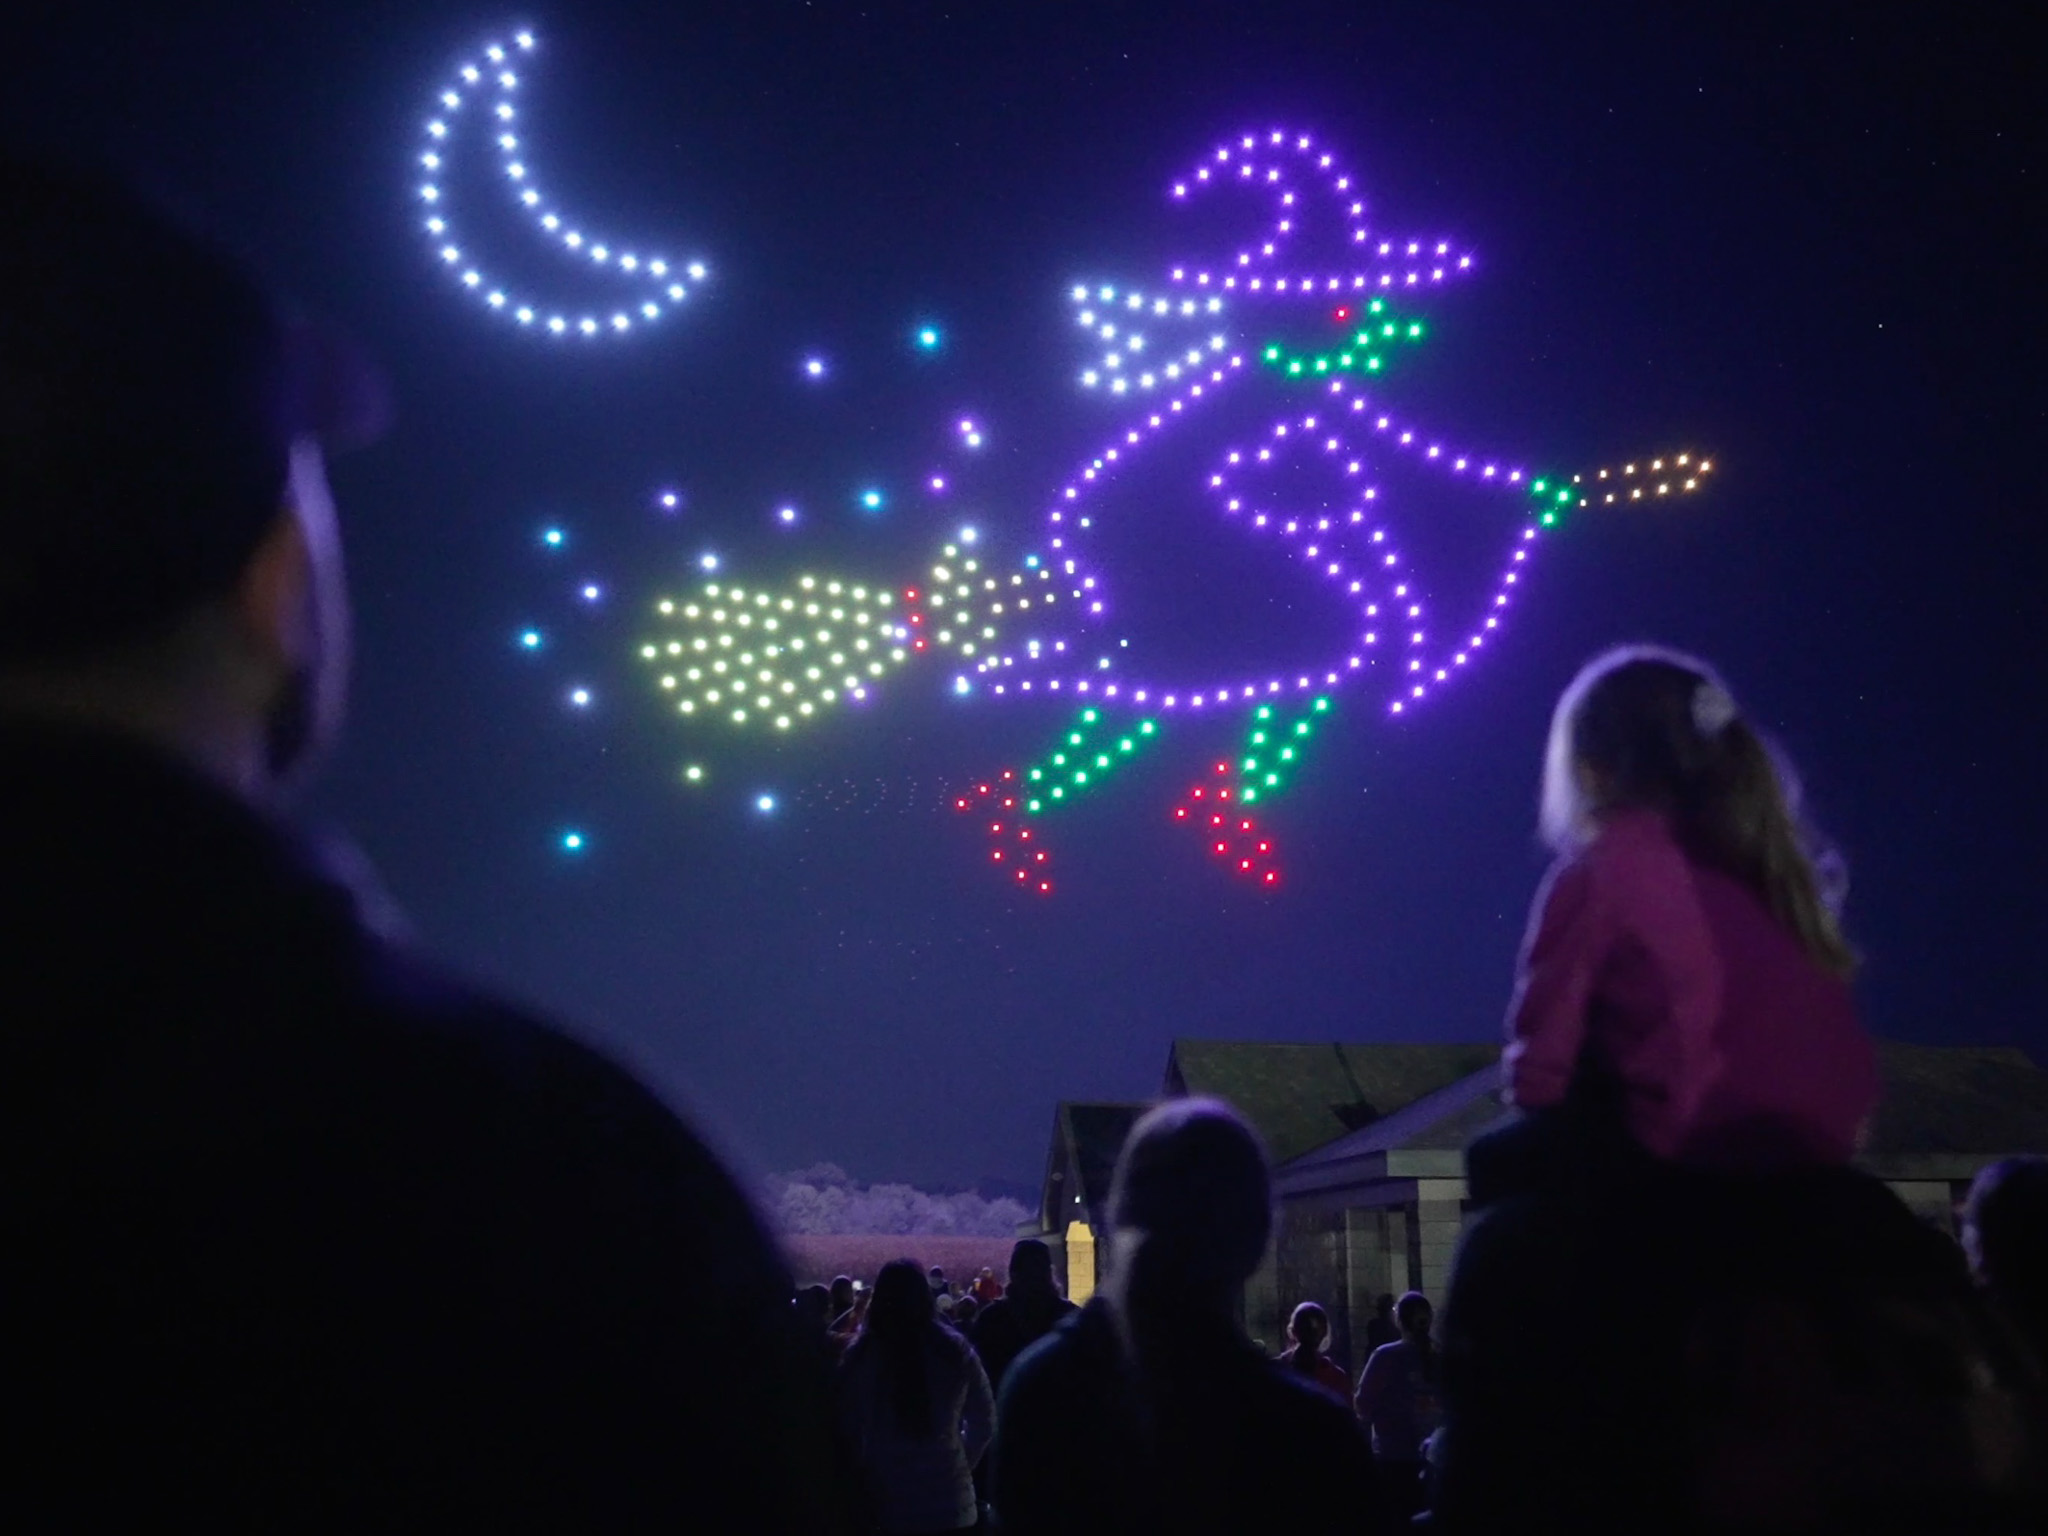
938 129 1714 893
977 130 1713 725
632 540 1063 735
539 131 1712 897
414 28 710 339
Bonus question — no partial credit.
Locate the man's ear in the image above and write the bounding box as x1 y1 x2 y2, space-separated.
234 511 313 675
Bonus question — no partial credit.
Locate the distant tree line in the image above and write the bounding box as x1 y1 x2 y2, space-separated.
764 1163 1032 1236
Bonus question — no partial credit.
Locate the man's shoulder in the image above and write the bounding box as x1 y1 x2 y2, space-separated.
351 946 756 1215
1251 1362 1373 1470
1000 1299 1107 1397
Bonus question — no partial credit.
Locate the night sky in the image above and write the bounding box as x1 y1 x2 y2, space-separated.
8 3 2042 1196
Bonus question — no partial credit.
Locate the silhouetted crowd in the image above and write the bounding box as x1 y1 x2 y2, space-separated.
797 1126 2048 1535
6 154 2046 1534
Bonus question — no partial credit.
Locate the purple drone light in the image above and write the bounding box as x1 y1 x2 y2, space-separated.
973 129 1555 717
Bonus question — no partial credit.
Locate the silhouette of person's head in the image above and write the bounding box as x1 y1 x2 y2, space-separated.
1008 1237 1057 1293
868 1259 938 1340
829 1275 855 1317
1394 1291 1432 1343
0 154 384 797
1374 1293 1396 1321
1288 1301 1330 1355
1107 1097 1273 1316
1962 1157 2048 1334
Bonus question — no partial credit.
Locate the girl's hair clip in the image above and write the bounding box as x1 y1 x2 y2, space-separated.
1691 681 1738 737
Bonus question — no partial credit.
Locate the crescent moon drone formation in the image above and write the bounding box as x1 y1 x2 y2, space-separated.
514 124 1712 892
416 28 708 338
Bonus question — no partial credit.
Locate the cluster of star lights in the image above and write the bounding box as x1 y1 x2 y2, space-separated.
953 705 1162 894
942 129 1711 892
416 29 709 337
974 129 1713 723
526 125 1712 891
1170 697 1331 886
635 536 1067 733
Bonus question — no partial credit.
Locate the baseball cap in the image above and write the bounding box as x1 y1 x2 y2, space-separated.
0 152 388 662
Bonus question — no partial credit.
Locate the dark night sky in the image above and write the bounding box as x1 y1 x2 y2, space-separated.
9 3 2043 1194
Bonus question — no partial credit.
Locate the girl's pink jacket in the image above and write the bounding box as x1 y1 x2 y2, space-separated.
1504 809 1879 1167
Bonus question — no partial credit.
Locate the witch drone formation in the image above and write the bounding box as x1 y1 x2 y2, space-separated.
453 33 1711 892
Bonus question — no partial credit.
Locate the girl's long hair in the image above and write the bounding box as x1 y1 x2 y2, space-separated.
849 1258 949 1437
1538 645 1856 976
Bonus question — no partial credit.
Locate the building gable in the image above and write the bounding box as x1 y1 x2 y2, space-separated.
1165 1039 1500 1163
1041 1101 1147 1234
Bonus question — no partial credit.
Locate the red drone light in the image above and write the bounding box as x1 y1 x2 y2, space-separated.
969 767 1058 897
1333 305 1351 322
1172 779 1287 889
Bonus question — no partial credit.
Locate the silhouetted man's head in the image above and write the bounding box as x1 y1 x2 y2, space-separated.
1008 1238 1055 1289
1962 1157 2048 1321
1108 1098 1273 1311
1394 1291 1432 1342
0 154 382 793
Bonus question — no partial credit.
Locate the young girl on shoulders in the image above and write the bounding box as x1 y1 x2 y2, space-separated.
1480 644 1878 1197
